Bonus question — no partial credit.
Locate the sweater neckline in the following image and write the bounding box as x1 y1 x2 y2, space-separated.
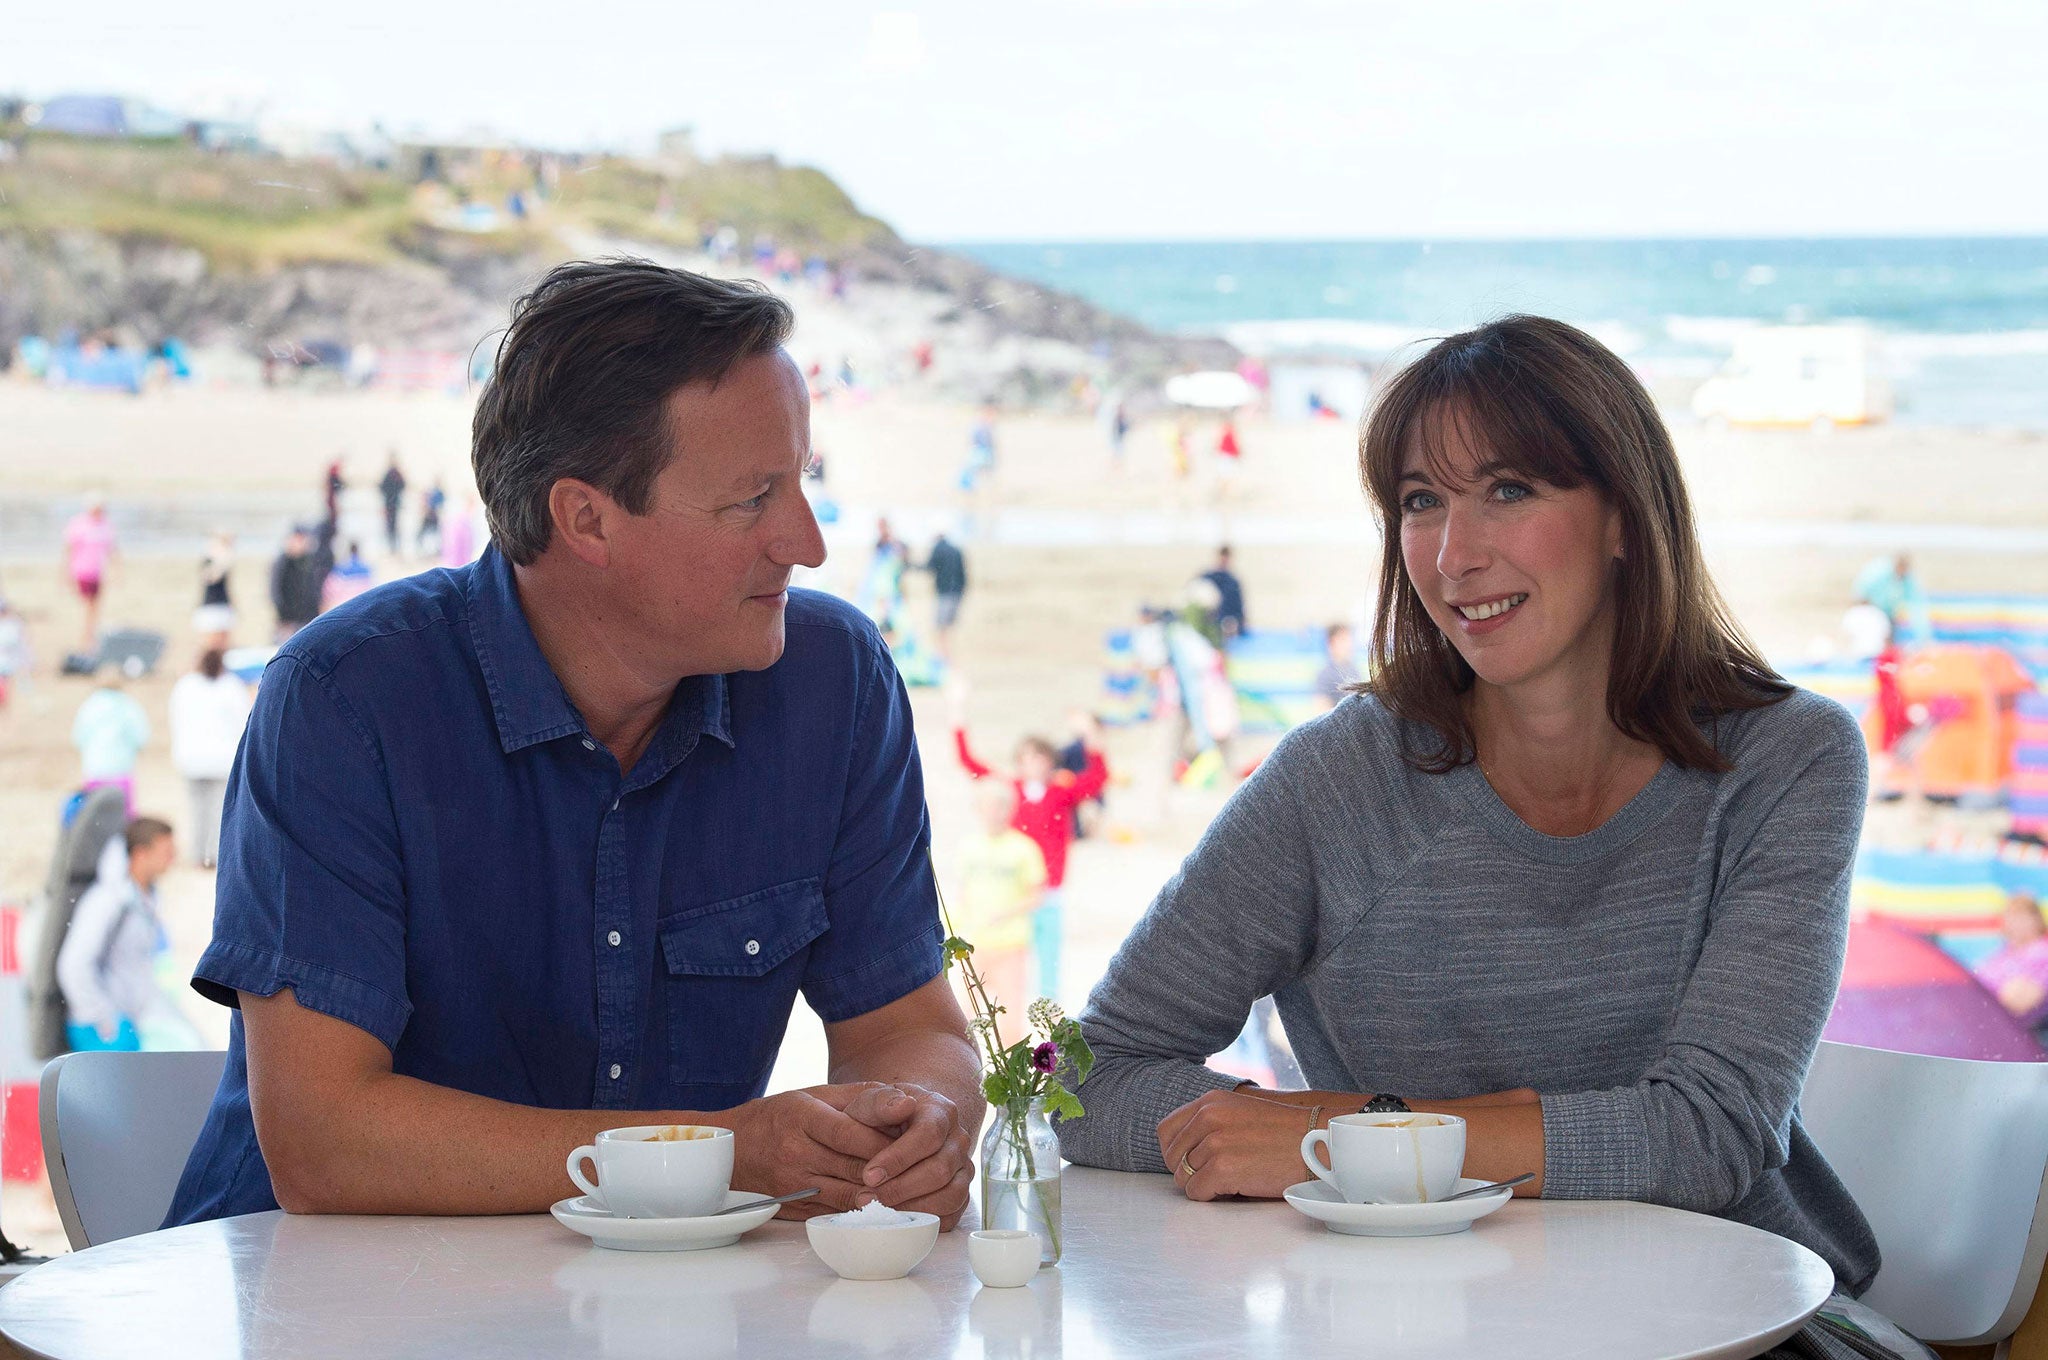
1447 755 1687 864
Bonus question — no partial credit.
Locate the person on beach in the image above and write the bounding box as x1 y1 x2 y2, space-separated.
323 457 346 530
861 518 910 630
952 781 1046 1039
322 539 375 611
55 817 185 1053
378 452 408 555
960 403 998 491
268 526 325 641
1055 707 1111 840
194 532 236 646
72 673 150 816
923 531 968 660
1974 890 2048 1035
1058 316 1920 1358
950 691 1108 1004
0 595 28 711
1853 552 1930 648
1213 413 1242 499
62 494 118 654
1313 622 1361 711
418 480 446 558
169 648 251 869
167 259 980 1231
1200 545 1247 640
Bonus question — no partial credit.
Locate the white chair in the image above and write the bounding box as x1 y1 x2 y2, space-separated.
1800 1039 2048 1350
38 1050 227 1249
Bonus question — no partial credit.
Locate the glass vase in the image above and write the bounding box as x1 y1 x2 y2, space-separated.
980 1096 1063 1265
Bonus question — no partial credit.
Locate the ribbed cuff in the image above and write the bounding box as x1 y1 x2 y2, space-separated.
1539 1086 1648 1200
1122 1061 1254 1173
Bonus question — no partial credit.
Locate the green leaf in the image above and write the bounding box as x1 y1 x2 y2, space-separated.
1057 1024 1096 1086
1043 1087 1084 1122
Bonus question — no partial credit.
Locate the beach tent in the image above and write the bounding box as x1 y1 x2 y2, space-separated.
2014 692 2048 840
32 95 184 140
1928 595 2048 684
1823 919 2046 1062
1893 644 2035 802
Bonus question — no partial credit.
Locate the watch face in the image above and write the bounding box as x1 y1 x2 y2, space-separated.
1363 1094 1410 1113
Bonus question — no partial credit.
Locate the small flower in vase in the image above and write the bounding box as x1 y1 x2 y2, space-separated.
938 891 1093 1264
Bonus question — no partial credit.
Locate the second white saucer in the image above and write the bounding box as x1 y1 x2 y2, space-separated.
551 1190 780 1252
1282 1178 1515 1238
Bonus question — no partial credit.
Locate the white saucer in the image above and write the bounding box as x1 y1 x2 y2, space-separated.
550 1190 780 1252
1283 1178 1514 1237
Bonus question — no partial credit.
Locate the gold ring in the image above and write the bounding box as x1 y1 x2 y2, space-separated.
1178 1155 1195 1177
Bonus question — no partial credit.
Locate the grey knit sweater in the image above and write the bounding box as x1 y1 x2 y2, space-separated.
1058 688 1881 1293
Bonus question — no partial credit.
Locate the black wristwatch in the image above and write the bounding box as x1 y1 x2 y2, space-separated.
1360 1092 1411 1113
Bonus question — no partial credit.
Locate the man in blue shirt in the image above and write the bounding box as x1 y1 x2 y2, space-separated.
167 261 981 1226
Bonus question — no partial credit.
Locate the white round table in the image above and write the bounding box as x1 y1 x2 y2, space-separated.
0 1168 1833 1359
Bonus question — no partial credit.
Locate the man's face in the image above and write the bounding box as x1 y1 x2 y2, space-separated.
602 350 827 677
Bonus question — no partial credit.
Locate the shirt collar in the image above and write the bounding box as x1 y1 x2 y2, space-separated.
464 543 733 760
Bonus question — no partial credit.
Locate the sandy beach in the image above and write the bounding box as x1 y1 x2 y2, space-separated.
2 381 2045 1252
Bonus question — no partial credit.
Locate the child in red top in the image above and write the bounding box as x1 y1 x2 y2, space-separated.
952 712 1108 1003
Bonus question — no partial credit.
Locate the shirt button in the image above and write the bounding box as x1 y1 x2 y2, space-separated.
607 930 621 947
581 738 596 751
745 939 761 956
609 1064 622 1080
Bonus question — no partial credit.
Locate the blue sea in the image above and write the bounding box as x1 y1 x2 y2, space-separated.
954 238 2048 429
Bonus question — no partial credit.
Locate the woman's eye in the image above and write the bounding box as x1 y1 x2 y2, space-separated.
1494 481 1533 503
1400 490 1439 514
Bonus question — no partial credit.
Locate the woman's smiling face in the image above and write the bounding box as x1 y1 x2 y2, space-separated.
1396 413 1623 693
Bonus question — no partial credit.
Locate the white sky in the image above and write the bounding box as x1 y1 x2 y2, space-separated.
8 0 2046 241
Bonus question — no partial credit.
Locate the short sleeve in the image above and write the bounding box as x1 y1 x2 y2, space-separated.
801 645 943 1023
192 657 414 1049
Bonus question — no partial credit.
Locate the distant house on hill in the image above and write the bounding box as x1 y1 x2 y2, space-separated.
31 94 184 139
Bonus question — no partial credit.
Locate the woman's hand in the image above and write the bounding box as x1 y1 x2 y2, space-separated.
1157 1085 1545 1202
1157 1090 1326 1201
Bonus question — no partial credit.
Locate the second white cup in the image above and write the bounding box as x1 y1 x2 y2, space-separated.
566 1124 733 1219
1300 1112 1466 1205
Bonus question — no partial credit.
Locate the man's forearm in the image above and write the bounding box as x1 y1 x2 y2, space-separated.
263 1069 725 1216
829 1027 983 1129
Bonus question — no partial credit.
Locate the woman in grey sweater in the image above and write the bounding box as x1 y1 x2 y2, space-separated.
1060 316 1922 1357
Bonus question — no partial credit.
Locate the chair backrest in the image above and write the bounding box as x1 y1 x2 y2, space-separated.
39 1050 227 1249
1801 1039 2048 1344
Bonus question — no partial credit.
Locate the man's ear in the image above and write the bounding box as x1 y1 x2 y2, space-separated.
548 479 613 568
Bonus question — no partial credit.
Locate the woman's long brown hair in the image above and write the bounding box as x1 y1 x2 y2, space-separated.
1359 314 1788 773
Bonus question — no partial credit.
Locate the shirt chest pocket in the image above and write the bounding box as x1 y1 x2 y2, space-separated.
658 877 827 1091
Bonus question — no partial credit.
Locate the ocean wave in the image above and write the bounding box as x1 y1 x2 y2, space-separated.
1663 315 1765 349
1213 317 1646 359
1883 329 2048 359
1210 319 1438 357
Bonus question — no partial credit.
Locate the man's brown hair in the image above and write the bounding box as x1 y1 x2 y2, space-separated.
1359 314 1787 774
471 258 795 564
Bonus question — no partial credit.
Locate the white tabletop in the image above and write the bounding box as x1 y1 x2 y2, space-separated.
0 1167 1832 1360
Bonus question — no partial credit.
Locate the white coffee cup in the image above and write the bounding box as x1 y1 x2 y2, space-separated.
566 1124 734 1219
1300 1112 1466 1205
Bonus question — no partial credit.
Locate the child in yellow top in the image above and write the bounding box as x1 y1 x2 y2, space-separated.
955 782 1046 1040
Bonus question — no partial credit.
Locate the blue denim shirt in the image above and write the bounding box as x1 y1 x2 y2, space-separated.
166 545 942 1224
